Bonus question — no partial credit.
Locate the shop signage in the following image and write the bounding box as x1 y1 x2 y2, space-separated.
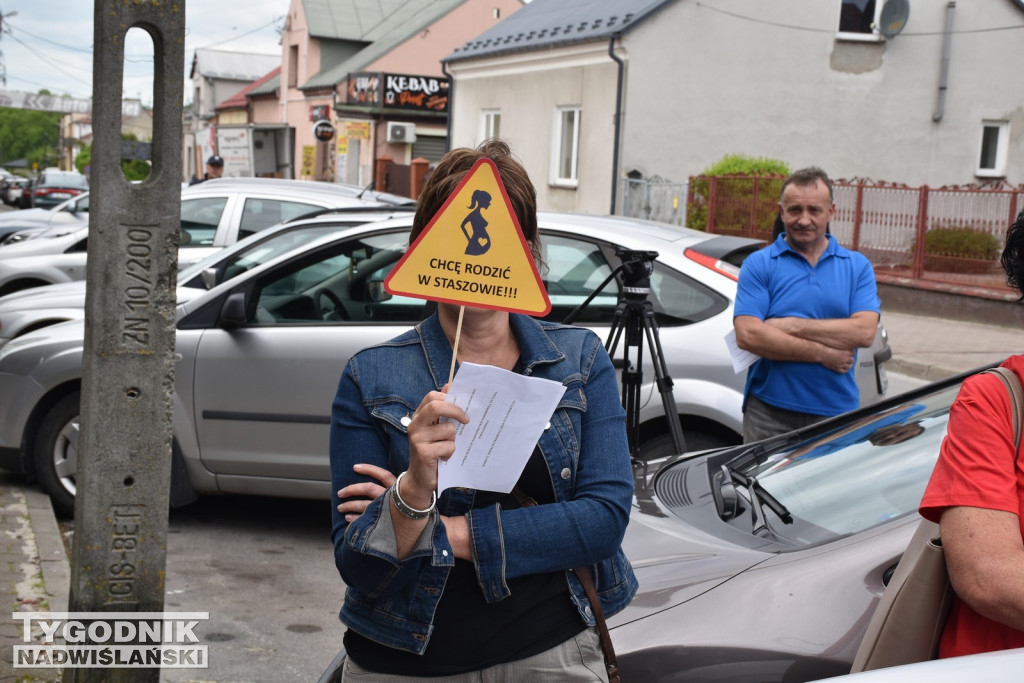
313 119 335 142
346 72 449 112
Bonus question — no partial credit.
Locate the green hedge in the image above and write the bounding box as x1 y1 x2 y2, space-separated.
687 154 790 233
914 227 1001 273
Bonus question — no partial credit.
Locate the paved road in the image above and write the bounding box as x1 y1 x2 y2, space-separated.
159 495 345 682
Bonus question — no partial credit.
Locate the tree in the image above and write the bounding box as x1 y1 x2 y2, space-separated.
0 106 62 169
76 133 151 181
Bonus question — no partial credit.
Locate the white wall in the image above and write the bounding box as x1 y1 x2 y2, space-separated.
449 42 619 214
621 0 1024 187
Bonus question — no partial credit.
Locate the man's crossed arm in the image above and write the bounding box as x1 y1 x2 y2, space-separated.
734 311 878 374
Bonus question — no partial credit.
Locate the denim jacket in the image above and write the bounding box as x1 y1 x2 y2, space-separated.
329 313 638 655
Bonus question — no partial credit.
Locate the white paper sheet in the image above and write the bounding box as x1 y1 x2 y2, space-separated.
437 362 564 495
725 328 760 374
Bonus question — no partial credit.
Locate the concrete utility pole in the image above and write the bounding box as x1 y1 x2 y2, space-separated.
69 0 184 681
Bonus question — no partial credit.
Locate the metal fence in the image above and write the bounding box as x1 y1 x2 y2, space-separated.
687 175 1024 295
621 177 689 226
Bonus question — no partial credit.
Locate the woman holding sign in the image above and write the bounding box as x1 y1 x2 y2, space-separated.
329 140 637 681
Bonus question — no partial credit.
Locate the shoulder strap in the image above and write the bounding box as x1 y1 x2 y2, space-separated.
982 366 1024 451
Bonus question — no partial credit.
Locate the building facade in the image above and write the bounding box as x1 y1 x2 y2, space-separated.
275 0 523 190
445 0 1024 216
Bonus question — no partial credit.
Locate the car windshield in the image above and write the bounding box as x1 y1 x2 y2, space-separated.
728 384 960 542
44 173 89 189
650 381 965 550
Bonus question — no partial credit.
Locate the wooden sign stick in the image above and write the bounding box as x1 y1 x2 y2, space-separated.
447 305 465 386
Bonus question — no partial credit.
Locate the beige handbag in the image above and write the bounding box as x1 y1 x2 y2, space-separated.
851 365 1023 672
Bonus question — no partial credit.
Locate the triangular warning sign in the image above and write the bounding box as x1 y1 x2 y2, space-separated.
385 158 551 316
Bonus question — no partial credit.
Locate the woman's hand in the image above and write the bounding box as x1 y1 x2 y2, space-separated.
441 515 472 561
401 386 469 509
337 464 396 523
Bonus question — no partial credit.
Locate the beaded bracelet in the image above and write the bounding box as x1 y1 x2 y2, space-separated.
391 471 437 520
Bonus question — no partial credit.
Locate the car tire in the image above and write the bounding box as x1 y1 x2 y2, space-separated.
638 430 736 461
34 392 80 517
34 391 199 517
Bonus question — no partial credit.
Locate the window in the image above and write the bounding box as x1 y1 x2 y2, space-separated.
288 45 299 88
551 107 581 188
540 235 616 323
238 198 324 239
250 231 426 325
837 0 882 41
478 109 501 145
180 196 228 246
977 121 1010 178
537 234 727 325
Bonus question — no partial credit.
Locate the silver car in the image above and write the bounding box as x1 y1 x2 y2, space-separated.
0 177 415 295
0 191 89 243
0 207 416 346
814 647 1024 682
0 212 772 515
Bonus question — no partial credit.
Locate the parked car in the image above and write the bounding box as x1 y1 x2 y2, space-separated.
604 368 982 681
0 192 90 244
1 179 414 246
813 647 1024 682
0 207 417 346
0 212 779 516
23 170 88 209
1 177 29 207
0 177 415 296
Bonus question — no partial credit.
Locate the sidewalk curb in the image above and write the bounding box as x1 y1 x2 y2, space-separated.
885 358 963 384
24 488 69 613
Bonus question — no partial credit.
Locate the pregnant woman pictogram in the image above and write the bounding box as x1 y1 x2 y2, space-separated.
460 189 492 256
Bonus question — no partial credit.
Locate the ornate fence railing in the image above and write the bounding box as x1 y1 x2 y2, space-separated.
681 175 1024 298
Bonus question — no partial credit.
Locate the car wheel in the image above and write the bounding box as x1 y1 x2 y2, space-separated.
34 392 79 517
638 430 735 461
33 391 198 517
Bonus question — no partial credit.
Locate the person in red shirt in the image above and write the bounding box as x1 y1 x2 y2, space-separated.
919 208 1024 658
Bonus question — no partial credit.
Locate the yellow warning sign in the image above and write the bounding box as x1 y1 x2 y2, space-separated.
385 159 551 316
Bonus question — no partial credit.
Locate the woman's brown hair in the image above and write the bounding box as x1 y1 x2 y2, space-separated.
411 139 540 262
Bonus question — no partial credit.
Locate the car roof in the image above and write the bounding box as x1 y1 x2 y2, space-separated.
175 207 416 281
317 211 727 245
185 177 415 207
536 212 713 245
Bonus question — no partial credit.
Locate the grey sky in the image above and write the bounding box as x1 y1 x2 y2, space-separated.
1 0 287 105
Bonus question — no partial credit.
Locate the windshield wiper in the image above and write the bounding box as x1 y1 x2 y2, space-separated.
717 464 793 536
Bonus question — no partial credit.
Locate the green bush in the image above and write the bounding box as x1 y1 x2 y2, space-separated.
922 227 1000 259
687 154 790 233
75 133 151 182
914 227 1001 273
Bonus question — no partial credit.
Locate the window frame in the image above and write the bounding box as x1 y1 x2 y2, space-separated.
550 106 581 189
478 109 501 145
836 0 884 42
976 120 1010 178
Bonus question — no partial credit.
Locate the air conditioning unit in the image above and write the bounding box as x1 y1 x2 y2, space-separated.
386 122 417 144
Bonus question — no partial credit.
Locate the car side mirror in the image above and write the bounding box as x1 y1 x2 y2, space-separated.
201 267 218 290
219 292 248 328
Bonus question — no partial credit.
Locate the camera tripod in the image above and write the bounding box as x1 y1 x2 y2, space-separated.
564 248 686 461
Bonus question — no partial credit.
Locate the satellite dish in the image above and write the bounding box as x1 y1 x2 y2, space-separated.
879 0 910 38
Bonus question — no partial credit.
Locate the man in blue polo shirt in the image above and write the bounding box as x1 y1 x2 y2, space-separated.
733 167 879 443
